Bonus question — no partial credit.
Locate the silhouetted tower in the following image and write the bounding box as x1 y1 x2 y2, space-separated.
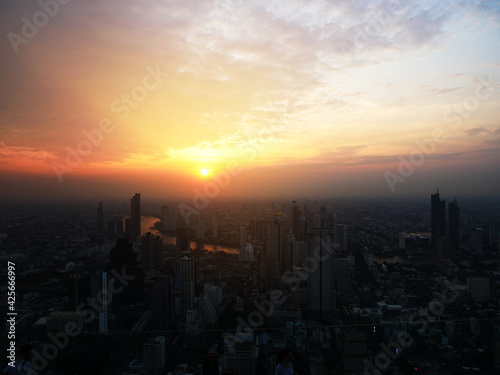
292 200 302 241
130 193 141 242
431 189 446 260
449 198 460 254
97 201 104 230
153 275 174 334
142 232 163 270
179 252 194 316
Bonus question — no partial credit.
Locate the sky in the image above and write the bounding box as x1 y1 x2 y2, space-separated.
1 0 499 202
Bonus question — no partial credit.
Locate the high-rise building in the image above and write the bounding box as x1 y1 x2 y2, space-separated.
307 226 335 317
212 216 217 238
153 275 173 333
449 198 460 254
467 276 490 303
130 193 141 242
431 189 446 259
179 252 194 316
99 272 109 333
335 224 348 252
240 226 247 246
292 200 302 241
142 232 163 270
224 334 255 375
143 336 165 375
197 218 205 239
198 292 217 325
251 219 265 242
265 213 286 260
470 228 483 252
97 201 104 230
176 226 189 255
107 217 124 239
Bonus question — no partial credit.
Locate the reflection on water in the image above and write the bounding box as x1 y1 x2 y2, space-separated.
141 216 239 254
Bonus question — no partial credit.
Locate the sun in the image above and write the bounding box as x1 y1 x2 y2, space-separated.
200 169 210 176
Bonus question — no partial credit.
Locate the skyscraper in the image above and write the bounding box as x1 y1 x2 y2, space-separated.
152 275 173 333
130 193 141 242
143 336 166 375
292 200 302 241
97 201 104 230
449 198 460 254
196 218 204 239
212 215 217 238
142 232 163 270
307 224 335 318
431 189 446 259
179 252 194 316
240 226 247 246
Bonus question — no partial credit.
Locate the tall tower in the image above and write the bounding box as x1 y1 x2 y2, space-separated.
153 275 173 333
307 223 335 318
212 216 217 238
262 213 286 285
130 193 141 242
449 198 460 254
240 226 247 246
431 189 446 259
292 200 302 241
179 252 194 316
97 201 104 230
196 218 204 239
143 336 166 375
142 232 163 270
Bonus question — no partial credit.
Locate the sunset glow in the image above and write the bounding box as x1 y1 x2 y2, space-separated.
0 0 499 201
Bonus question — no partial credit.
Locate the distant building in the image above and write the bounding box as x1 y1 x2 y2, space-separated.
399 232 431 253
179 252 194 316
240 226 247 246
153 275 173 333
198 293 217 325
212 215 217 238
467 276 489 303
142 232 163 270
239 243 255 262
224 334 255 375
470 228 483 252
197 218 205 239
46 311 84 333
307 225 336 317
130 193 141 242
291 200 302 241
251 219 265 242
143 336 165 375
97 201 104 230
449 198 460 253
431 189 446 260
335 224 348 251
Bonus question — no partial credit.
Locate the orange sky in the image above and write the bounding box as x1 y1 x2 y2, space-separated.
1 0 499 201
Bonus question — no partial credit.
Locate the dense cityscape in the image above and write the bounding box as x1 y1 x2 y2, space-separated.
1 191 500 374
1 1 500 374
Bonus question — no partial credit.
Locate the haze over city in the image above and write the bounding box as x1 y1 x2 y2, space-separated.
1 0 500 202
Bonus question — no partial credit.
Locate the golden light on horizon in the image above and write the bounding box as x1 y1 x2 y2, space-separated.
200 168 210 176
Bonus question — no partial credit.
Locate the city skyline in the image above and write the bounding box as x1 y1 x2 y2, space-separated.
1 0 499 202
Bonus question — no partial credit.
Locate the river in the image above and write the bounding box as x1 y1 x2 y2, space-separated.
141 216 239 254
